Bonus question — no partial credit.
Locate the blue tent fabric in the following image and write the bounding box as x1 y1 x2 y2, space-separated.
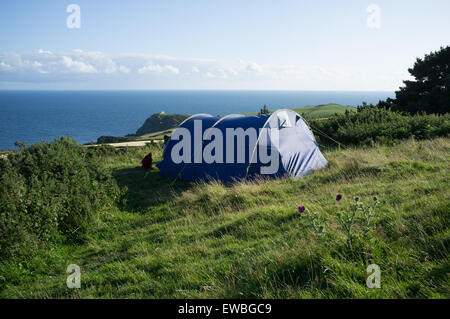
157 109 327 182
158 114 219 181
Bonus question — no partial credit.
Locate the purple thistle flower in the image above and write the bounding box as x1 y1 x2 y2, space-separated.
336 194 342 201
298 205 305 213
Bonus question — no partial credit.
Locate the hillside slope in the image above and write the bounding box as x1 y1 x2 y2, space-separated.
135 113 189 136
243 103 354 118
2 137 448 298
292 104 355 118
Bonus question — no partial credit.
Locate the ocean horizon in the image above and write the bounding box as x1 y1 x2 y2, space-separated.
0 90 394 150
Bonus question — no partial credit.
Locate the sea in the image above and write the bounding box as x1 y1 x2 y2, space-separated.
0 90 394 150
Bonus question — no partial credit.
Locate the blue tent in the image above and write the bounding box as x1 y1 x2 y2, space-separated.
157 109 327 182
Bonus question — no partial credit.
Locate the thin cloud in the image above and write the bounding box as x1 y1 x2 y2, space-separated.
0 49 406 90
138 64 180 75
61 56 97 73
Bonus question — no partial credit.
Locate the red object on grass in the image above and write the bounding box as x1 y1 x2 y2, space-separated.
141 152 153 169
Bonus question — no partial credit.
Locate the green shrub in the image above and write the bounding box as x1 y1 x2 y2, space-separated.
310 106 450 148
0 137 122 258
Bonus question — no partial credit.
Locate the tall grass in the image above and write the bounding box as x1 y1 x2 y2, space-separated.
1 137 448 298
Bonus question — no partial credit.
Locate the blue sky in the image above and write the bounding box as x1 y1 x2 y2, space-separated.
0 0 449 90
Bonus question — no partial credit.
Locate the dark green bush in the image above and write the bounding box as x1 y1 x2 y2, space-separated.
309 106 450 148
0 137 122 258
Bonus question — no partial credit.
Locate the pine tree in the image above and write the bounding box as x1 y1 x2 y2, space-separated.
388 46 449 114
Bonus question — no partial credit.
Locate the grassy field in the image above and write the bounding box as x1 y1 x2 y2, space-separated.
242 103 354 118
1 137 448 298
133 129 175 141
291 104 355 118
